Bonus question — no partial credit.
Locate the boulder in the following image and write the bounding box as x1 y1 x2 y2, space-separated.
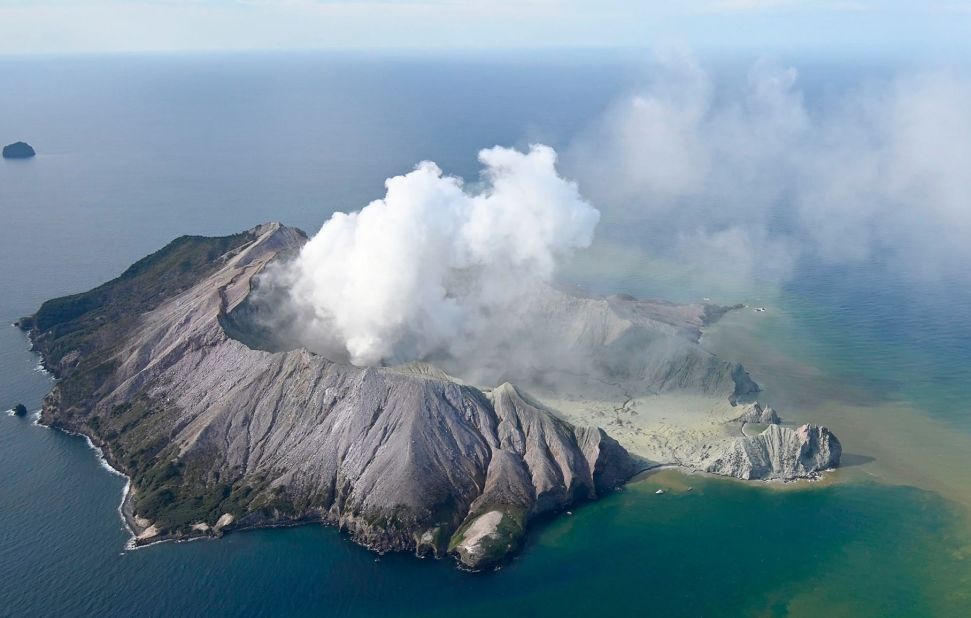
734 401 780 425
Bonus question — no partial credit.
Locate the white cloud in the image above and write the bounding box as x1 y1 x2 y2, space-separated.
568 51 971 286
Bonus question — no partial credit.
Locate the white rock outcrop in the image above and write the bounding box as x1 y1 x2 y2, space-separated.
733 401 781 425
700 424 841 480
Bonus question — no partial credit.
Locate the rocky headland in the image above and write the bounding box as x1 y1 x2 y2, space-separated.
20 222 841 570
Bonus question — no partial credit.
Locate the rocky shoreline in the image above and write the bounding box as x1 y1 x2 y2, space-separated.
55 412 836 556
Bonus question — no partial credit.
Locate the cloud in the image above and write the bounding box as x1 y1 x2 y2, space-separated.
706 0 875 12
567 51 971 287
236 49 971 383
280 144 599 366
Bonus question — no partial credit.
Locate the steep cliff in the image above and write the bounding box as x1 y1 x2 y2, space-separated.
701 424 841 480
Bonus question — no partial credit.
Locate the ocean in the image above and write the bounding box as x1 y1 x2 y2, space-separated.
2 52 970 617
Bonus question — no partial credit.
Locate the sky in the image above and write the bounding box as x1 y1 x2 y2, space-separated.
0 0 969 56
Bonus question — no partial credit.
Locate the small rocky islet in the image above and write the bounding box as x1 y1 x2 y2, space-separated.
2 141 36 159
19 223 841 570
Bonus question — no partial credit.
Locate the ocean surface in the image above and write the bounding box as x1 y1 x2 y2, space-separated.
2 53 971 617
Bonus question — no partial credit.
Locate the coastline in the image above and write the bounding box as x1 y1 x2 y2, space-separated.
32 409 141 548
51 416 837 555
29 385 838 565
634 461 836 487
12 322 143 548
703 305 971 512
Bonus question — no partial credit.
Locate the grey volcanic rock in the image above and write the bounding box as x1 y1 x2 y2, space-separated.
2 142 35 159
22 222 637 570
12 403 28 417
701 424 841 480
733 401 780 425
21 221 840 569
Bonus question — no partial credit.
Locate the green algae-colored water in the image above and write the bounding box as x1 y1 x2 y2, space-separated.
3 53 971 616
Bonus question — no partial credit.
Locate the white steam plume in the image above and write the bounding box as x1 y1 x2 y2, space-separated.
285 144 599 366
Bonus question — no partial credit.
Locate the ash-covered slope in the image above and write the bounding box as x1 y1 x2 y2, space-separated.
21 222 840 569
20 223 634 570
468 286 759 402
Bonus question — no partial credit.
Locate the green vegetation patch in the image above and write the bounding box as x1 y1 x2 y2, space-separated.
448 505 527 568
25 231 252 385
21 231 258 532
133 445 243 531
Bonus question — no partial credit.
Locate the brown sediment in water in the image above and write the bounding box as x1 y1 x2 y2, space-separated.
703 307 971 512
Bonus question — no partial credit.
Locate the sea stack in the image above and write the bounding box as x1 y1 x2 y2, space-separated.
12 404 28 417
3 142 36 159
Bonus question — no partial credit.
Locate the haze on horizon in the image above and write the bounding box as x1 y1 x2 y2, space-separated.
0 0 969 57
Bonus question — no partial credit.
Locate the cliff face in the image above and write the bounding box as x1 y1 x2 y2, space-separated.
21 223 636 570
702 424 841 480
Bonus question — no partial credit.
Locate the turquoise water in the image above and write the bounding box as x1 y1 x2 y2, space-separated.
3 414 970 617
3 53 971 616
